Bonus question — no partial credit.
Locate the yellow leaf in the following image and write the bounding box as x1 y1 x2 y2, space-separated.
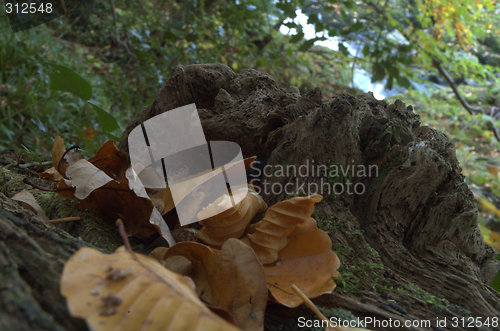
61 246 239 331
198 186 267 247
485 163 498 178
164 239 268 331
39 166 64 182
475 193 500 218
12 190 49 221
262 217 340 307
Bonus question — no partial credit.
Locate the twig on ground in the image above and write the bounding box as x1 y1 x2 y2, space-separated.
23 178 57 192
17 160 52 169
116 218 137 260
291 284 341 331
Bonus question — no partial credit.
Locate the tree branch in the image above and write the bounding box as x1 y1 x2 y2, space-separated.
365 1 499 141
431 58 483 115
108 0 134 56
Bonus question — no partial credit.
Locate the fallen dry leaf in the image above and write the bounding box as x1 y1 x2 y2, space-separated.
164 239 268 331
263 217 340 307
66 159 113 199
39 135 68 181
52 135 66 168
61 246 238 331
88 140 128 181
242 194 323 264
54 141 175 246
486 163 498 178
39 166 64 182
12 190 49 221
197 186 267 247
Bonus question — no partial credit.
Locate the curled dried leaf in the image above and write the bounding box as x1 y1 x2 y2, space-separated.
242 194 323 264
39 166 64 182
54 141 175 245
164 239 268 331
88 140 128 181
52 135 66 168
61 246 238 331
12 190 49 221
197 186 267 247
39 136 69 181
263 217 340 308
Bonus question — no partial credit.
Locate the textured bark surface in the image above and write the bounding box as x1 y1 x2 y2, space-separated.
0 63 498 331
0 193 86 331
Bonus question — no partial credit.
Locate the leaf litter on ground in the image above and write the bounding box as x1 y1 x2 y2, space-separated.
38 138 351 330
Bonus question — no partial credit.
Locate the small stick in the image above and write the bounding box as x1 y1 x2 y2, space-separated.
48 216 81 224
116 218 137 260
23 178 57 192
17 160 52 169
291 284 339 330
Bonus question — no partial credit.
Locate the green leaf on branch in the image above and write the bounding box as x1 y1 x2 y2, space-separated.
298 39 316 51
47 63 92 101
372 63 385 82
88 101 119 132
339 43 349 56
290 31 305 43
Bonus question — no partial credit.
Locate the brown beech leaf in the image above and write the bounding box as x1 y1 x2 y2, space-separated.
243 156 256 170
88 140 128 180
52 135 66 168
61 246 238 331
263 217 340 308
55 141 175 245
39 136 67 181
39 166 64 182
82 168 173 244
197 186 267 247
164 239 268 331
12 190 49 221
242 194 323 264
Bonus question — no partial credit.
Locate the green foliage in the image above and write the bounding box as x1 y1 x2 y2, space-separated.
296 0 499 92
88 102 119 133
492 254 500 292
47 62 92 101
0 23 123 155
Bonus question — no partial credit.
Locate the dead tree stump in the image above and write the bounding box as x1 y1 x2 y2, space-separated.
120 64 500 328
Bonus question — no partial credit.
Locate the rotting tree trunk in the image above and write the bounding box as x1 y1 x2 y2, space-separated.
0 63 498 331
120 64 500 329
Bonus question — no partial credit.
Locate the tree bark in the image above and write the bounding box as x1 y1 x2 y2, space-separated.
0 193 87 331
